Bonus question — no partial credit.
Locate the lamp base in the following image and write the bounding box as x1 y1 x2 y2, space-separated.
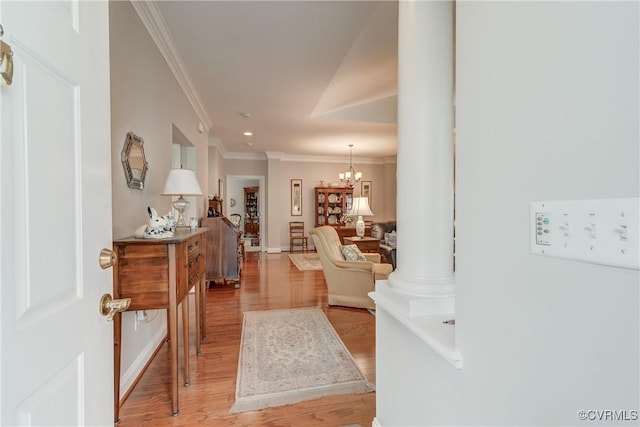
355 216 365 238
172 196 190 228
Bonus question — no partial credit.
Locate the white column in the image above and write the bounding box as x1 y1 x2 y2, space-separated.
385 0 455 314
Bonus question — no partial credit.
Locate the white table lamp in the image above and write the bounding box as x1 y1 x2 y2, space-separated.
347 196 374 238
162 168 203 228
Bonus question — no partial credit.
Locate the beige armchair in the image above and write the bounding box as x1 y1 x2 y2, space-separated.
310 226 393 310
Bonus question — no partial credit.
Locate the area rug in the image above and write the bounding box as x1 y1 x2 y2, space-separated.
288 253 322 271
230 307 374 413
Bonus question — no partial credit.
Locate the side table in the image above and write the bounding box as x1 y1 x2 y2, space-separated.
344 236 380 253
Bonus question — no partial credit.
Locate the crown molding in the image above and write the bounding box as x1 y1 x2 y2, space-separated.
221 151 396 164
278 153 392 165
223 152 268 161
208 137 226 155
131 1 213 131
265 151 285 160
383 156 397 164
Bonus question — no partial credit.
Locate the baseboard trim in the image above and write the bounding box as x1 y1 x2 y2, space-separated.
371 417 382 427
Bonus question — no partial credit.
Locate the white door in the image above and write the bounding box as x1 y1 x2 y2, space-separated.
0 1 113 425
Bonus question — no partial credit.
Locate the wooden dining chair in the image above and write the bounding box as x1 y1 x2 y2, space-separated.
289 221 309 253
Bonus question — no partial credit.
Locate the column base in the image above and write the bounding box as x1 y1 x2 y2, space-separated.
370 280 461 369
385 271 455 315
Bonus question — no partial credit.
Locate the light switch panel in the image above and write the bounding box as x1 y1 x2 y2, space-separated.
530 198 639 270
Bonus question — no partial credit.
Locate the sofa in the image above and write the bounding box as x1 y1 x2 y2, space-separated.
371 221 396 269
310 226 393 309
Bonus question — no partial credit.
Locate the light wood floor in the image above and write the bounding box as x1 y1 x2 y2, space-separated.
118 252 376 426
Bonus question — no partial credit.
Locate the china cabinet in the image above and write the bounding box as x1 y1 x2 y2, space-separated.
314 187 353 228
244 186 259 236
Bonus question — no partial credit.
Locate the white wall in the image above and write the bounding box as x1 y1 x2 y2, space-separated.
376 2 639 426
207 143 225 203
109 1 208 398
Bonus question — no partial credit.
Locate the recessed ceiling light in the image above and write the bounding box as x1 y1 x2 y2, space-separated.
243 131 253 136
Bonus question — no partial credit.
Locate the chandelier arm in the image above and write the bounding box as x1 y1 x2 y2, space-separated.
339 144 362 188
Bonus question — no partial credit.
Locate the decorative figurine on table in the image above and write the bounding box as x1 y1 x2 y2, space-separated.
135 207 175 239
341 214 354 225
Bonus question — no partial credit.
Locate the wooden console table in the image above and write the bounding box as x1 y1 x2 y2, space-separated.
112 228 208 422
344 236 380 253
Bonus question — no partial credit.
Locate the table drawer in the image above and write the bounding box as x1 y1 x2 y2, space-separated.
344 237 380 253
187 235 203 257
357 241 379 252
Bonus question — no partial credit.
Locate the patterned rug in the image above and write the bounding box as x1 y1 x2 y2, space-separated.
288 253 322 271
230 307 374 413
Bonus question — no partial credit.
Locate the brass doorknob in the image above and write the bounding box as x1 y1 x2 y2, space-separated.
0 25 14 86
99 248 117 269
99 294 131 321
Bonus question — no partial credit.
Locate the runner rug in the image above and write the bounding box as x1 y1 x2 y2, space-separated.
288 253 322 271
230 307 374 413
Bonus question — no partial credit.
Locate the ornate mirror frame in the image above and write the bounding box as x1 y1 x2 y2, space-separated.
121 132 148 190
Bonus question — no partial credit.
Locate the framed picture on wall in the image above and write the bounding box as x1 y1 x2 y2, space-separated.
361 181 372 209
291 179 302 216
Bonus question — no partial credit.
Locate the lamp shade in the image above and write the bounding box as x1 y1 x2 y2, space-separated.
162 169 203 196
348 196 374 217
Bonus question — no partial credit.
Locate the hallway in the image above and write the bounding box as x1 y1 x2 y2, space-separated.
118 252 376 426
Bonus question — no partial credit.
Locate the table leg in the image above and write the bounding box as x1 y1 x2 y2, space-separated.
168 246 179 417
181 296 190 386
194 276 202 355
200 273 207 340
113 311 122 424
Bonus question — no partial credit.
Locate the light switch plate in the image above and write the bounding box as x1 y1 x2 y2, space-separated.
530 198 639 270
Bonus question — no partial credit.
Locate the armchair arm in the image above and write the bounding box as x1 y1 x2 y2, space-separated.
332 259 374 273
363 253 381 263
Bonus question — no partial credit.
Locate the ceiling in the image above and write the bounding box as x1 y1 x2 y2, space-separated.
142 1 398 160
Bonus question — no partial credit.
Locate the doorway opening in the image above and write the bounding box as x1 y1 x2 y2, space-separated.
226 175 265 252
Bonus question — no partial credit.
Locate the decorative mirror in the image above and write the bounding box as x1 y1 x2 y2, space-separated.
121 132 148 190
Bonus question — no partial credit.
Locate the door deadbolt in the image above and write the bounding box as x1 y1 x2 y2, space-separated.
99 248 117 269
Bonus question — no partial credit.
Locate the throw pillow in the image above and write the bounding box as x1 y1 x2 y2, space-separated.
371 223 385 240
340 244 366 261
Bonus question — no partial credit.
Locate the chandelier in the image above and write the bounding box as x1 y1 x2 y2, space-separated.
338 144 362 188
